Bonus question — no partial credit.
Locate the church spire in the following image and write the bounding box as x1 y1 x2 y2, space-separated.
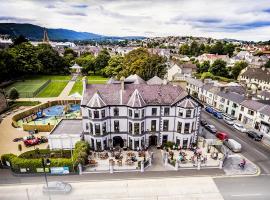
42 28 50 44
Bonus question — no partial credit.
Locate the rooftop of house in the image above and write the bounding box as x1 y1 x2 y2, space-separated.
82 74 195 108
185 77 204 87
258 91 270 98
241 67 270 82
82 83 189 107
217 91 246 104
240 100 266 111
50 119 82 136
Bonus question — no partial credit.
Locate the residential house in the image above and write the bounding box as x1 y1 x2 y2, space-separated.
197 53 230 65
167 62 197 81
239 67 270 91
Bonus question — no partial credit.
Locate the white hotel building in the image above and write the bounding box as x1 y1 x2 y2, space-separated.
81 75 202 151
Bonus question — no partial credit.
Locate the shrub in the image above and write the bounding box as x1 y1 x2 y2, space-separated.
1 141 89 173
163 141 175 149
9 87 19 100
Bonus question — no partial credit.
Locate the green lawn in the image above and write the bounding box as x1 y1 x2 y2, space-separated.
5 80 47 98
69 75 108 95
36 81 68 97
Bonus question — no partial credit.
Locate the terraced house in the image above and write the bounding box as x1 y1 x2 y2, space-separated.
81 75 202 151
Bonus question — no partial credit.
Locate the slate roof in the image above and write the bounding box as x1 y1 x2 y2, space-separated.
181 63 197 69
147 76 164 85
186 77 204 87
178 98 197 108
258 91 270 98
82 83 187 107
240 100 266 111
241 68 270 82
217 91 246 104
258 105 270 116
125 74 146 84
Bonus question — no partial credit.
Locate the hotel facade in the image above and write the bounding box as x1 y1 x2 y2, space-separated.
81 75 202 151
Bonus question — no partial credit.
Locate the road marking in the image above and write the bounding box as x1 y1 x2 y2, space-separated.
231 193 262 197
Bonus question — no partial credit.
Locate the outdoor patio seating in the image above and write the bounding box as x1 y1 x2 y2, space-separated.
127 152 135 157
117 159 122 166
88 159 98 167
100 152 109 160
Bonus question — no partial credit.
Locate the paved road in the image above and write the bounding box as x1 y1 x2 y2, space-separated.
214 175 270 200
201 110 270 174
0 176 223 200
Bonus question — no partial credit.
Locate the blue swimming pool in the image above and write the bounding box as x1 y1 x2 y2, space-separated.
43 104 80 116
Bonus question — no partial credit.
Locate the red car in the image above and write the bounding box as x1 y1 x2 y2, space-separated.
216 132 228 141
24 138 40 147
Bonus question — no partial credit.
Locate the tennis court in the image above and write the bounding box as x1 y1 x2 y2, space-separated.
5 80 49 98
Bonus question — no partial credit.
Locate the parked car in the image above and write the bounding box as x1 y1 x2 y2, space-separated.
24 138 40 147
224 139 242 152
205 124 217 133
223 117 234 125
216 132 228 141
233 123 247 133
43 181 72 194
246 131 263 141
39 136 48 144
213 111 223 119
200 120 207 126
23 135 35 141
205 106 213 113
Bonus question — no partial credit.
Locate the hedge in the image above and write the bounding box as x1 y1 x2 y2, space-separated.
1 141 89 174
19 149 71 159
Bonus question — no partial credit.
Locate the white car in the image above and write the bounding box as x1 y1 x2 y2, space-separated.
233 123 247 133
223 117 234 125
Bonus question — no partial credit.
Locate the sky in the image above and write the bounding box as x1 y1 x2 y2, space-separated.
1 0 270 41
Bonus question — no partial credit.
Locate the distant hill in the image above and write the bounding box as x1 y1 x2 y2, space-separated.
0 23 145 41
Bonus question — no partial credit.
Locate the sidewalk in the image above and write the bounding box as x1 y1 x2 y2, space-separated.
223 154 258 176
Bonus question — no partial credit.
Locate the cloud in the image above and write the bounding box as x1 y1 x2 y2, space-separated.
58 11 87 16
0 16 35 23
1 0 270 41
71 4 88 8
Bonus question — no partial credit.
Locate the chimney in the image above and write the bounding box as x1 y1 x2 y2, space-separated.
120 76 125 90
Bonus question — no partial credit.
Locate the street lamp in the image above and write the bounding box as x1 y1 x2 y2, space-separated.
42 157 51 200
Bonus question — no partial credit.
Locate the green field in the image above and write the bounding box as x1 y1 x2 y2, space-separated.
5 80 48 98
69 75 108 95
36 81 68 97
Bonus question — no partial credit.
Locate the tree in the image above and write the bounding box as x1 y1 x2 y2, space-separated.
198 61 210 73
94 49 111 74
0 50 15 81
179 44 190 55
75 53 95 75
189 41 200 56
224 43 235 57
9 87 19 100
210 41 224 55
231 61 248 79
12 35 28 46
209 59 228 77
120 48 166 80
36 44 69 74
102 55 124 77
